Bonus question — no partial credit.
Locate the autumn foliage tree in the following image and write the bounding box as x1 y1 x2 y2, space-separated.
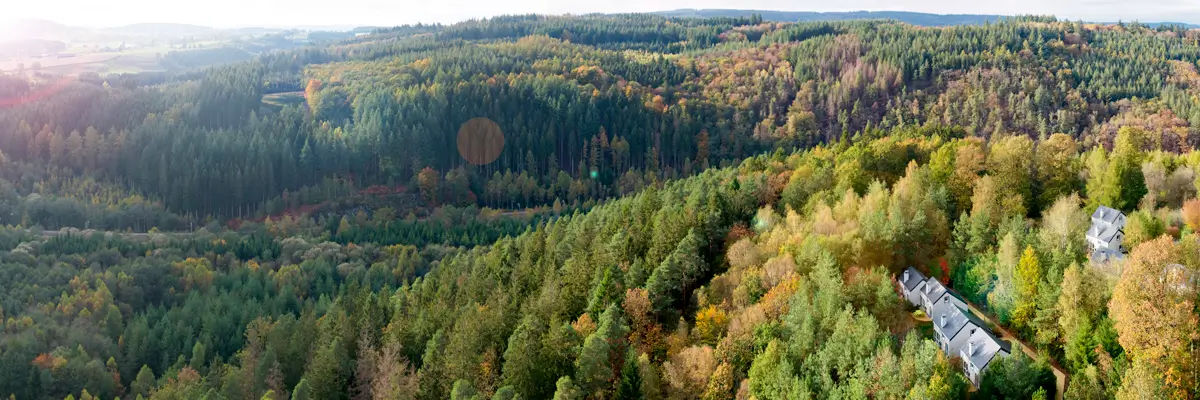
1183 198 1200 232
1110 236 1198 399
417 167 441 206
1011 246 1042 330
693 305 729 346
10 15 1200 400
988 135 1035 215
1035 133 1080 209
305 79 323 111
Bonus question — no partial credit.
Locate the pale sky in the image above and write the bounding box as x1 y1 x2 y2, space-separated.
5 0 1200 28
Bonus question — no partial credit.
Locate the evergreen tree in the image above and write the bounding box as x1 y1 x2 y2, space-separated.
575 304 630 397
645 229 706 319
615 349 643 400
132 365 156 399
291 378 312 400
1100 127 1147 210
304 337 350 400
450 380 480 400
552 376 582 400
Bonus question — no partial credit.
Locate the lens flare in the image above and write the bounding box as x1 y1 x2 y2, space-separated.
456 117 504 166
0 76 74 108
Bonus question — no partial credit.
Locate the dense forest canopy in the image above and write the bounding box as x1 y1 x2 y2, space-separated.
4 11 1200 400
3 13 1200 225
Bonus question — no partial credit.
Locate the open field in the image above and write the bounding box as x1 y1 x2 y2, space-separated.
0 46 171 74
0 43 264 75
262 91 307 109
0 53 118 72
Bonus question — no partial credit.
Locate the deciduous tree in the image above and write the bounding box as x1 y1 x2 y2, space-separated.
1110 237 1198 398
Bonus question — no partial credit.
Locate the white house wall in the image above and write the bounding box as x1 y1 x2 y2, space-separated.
904 282 926 307
942 323 978 362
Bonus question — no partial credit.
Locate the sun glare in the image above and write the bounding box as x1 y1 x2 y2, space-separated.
0 20 18 42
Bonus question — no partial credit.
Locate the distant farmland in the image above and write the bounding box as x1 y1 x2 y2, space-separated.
0 49 164 75
0 45 256 75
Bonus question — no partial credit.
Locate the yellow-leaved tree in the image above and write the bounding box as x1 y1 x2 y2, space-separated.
1011 246 1042 330
694 305 729 346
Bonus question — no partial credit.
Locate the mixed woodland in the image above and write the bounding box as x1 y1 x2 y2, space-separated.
3 12 1200 400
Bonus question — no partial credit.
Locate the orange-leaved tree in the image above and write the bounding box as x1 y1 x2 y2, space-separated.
1110 236 1198 400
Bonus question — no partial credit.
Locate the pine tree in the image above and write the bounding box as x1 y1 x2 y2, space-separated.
1100 127 1147 210
585 263 623 318
1030 271 1063 347
189 342 206 373
501 316 547 399
304 337 350 400
419 330 451 400
748 340 796 399
291 378 312 400
645 229 706 319
132 365 156 399
615 349 642 400
575 304 630 397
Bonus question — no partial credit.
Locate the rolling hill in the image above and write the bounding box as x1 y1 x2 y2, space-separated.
654 8 1200 27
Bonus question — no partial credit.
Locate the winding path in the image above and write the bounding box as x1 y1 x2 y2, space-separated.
961 302 1068 400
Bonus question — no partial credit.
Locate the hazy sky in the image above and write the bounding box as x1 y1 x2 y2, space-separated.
7 0 1200 28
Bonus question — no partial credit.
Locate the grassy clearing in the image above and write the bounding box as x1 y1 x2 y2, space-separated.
261 91 307 111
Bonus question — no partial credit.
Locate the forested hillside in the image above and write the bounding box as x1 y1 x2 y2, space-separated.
4 11 1200 400
5 13 1200 225
653 9 1011 26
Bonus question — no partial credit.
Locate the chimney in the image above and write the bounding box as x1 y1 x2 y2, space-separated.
968 341 975 355
903 270 910 282
940 315 946 327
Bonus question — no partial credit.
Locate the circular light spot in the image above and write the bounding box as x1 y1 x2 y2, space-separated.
457 117 505 166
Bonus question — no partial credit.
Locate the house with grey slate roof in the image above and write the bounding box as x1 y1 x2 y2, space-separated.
898 267 928 307
919 278 967 314
960 327 1012 386
930 299 984 358
1087 205 1126 254
897 268 1012 387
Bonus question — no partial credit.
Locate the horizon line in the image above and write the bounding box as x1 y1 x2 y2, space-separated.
3 8 1199 31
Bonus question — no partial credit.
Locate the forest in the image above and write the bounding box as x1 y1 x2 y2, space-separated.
3 11 1200 400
